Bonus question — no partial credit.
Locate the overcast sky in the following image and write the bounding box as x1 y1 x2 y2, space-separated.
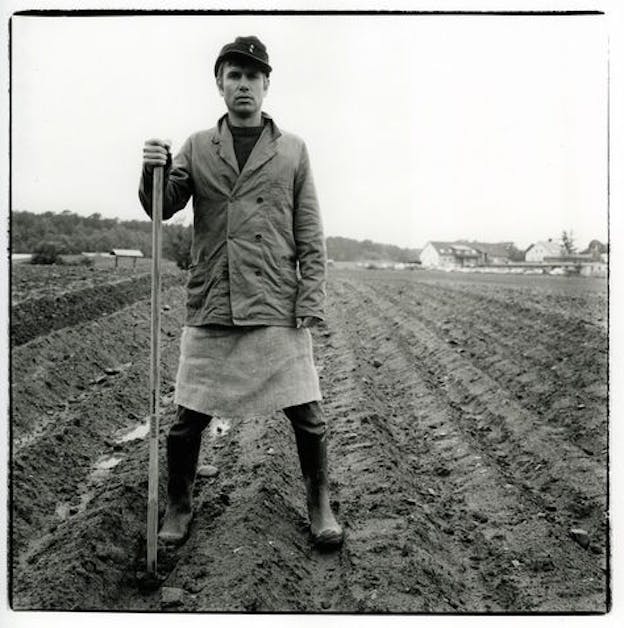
11 13 608 250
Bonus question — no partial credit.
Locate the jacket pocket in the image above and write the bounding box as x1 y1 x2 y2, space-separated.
186 261 223 310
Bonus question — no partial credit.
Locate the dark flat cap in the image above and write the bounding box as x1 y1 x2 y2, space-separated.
214 36 272 76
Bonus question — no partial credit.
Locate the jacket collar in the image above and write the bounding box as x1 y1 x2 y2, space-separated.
212 112 281 187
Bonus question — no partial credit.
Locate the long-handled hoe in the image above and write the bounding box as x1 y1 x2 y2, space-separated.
138 165 165 590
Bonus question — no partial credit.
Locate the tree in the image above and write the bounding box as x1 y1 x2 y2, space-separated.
582 239 607 259
507 244 526 262
31 240 64 264
561 230 576 255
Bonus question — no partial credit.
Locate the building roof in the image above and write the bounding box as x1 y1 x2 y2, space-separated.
426 241 481 258
110 249 144 257
460 241 514 258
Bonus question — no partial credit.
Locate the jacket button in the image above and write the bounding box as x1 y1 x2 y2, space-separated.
255 234 262 240
256 197 264 203
255 269 261 276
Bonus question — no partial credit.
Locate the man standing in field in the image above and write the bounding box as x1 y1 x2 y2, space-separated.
139 36 343 549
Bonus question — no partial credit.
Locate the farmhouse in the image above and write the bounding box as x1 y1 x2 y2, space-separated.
420 242 480 269
525 239 562 262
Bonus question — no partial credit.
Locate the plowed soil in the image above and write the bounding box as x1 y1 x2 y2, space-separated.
10 266 609 613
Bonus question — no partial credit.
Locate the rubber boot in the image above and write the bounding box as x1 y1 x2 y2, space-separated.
158 407 210 543
292 426 344 549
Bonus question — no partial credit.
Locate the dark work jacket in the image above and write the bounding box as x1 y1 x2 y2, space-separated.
139 112 327 327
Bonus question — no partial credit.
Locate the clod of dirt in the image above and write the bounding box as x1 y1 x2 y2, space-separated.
471 512 489 524
161 587 184 607
104 362 131 375
434 466 451 477
372 359 383 368
589 544 603 555
197 465 219 478
569 528 590 549
568 498 594 518
95 542 126 563
529 556 555 572
184 579 206 594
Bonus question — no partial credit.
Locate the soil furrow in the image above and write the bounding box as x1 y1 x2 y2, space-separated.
342 277 606 517
317 279 497 611
11 286 186 588
328 278 540 610
370 280 607 460
11 272 184 346
331 275 606 610
10 265 609 612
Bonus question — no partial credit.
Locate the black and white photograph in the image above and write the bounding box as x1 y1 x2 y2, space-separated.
2 0 620 621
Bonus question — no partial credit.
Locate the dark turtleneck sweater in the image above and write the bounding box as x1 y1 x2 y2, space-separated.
227 118 266 172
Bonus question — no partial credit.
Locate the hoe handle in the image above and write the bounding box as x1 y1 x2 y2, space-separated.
147 165 164 575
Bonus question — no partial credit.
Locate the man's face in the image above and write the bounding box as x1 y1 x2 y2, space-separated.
218 60 269 119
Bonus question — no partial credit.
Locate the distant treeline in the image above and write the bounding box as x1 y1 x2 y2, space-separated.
11 210 192 267
325 236 420 263
12 210 154 255
11 210 420 265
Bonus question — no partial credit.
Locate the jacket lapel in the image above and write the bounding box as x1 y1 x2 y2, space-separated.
215 118 240 176
233 114 281 192
212 112 281 194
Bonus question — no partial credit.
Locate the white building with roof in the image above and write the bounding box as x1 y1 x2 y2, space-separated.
525 240 562 262
420 241 480 269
